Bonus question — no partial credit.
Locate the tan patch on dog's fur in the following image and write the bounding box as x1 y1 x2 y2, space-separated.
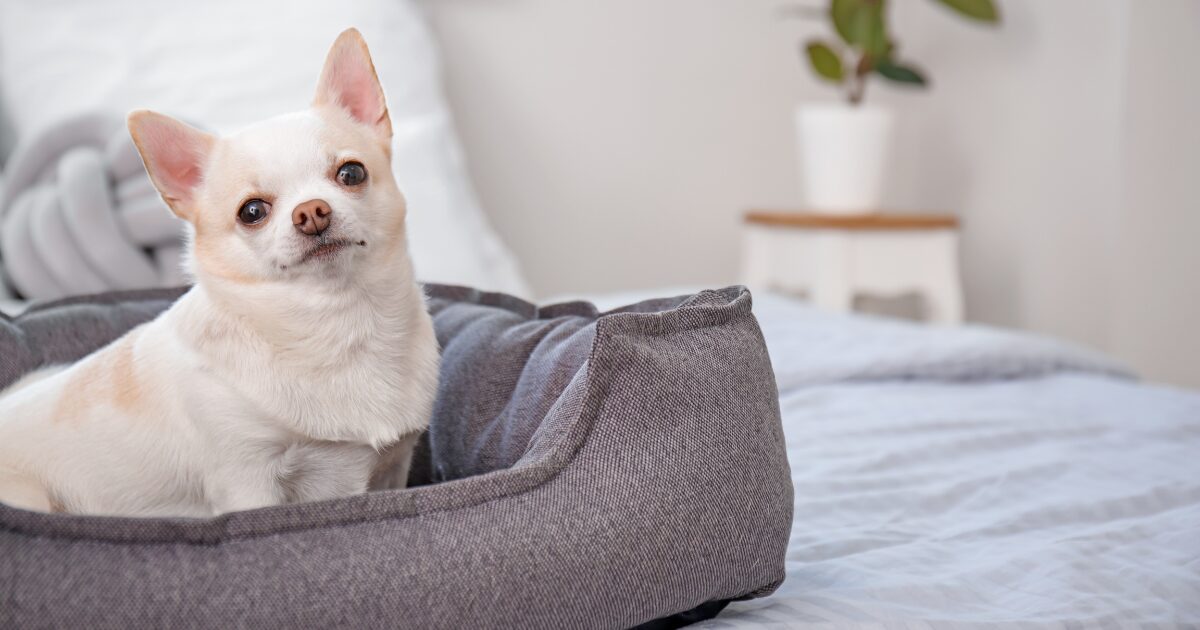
53 329 151 424
193 229 263 286
110 333 142 411
51 371 91 426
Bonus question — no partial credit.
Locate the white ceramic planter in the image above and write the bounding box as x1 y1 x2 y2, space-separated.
795 104 894 214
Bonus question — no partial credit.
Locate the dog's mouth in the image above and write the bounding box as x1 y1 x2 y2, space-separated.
299 238 367 264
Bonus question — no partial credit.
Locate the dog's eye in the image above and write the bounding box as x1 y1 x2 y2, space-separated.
237 199 271 225
337 162 367 187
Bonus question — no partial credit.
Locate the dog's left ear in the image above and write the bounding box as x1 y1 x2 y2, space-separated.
314 28 392 142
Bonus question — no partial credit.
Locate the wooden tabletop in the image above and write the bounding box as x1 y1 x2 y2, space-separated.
745 211 959 230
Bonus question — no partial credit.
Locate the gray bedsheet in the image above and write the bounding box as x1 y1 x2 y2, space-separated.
692 293 1200 628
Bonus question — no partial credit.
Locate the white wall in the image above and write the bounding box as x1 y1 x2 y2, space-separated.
419 0 1199 388
421 0 804 296
1110 1 1200 387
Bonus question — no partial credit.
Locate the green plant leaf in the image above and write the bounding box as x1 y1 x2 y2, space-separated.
932 0 1000 22
831 0 861 43
831 0 889 57
805 41 845 82
855 3 889 56
875 60 929 86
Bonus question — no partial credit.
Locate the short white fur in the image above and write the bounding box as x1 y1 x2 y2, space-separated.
0 29 440 517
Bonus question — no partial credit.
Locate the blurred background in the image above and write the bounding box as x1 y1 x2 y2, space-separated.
0 0 1196 387
420 0 1198 388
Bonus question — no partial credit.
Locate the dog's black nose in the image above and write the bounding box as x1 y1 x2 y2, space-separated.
293 199 332 236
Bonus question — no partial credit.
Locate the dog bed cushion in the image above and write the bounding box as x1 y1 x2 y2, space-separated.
0 284 792 629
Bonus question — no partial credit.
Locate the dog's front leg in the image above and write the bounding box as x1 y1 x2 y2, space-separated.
207 467 286 514
369 432 423 491
277 441 377 504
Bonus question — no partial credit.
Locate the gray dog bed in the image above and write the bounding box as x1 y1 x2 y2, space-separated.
0 284 792 629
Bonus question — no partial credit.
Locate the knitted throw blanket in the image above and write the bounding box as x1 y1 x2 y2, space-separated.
0 113 187 301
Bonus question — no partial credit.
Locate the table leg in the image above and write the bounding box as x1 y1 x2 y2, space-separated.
811 233 854 313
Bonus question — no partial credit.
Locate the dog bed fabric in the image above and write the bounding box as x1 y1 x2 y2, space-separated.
0 284 792 629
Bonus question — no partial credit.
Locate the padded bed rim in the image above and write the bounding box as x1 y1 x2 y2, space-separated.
0 284 754 546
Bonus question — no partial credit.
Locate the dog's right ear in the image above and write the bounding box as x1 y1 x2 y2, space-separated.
127 110 215 221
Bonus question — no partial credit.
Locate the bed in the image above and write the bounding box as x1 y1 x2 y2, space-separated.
655 291 1199 628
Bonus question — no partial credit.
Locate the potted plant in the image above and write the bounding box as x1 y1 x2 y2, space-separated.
789 0 999 213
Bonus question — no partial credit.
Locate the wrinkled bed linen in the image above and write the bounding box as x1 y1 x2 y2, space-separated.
673 291 1199 628
706 375 1200 628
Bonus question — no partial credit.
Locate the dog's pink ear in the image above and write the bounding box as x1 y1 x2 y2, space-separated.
127 111 215 221
314 28 392 140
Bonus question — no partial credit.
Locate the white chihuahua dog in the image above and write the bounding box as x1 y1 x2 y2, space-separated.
0 29 440 517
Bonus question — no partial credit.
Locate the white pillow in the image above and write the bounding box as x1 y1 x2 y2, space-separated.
0 0 531 296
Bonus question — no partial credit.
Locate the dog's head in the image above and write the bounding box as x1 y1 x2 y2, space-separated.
128 28 404 287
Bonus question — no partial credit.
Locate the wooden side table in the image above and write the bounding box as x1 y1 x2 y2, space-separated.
741 211 964 324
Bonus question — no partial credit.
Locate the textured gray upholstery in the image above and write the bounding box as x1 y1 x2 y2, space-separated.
0 284 792 629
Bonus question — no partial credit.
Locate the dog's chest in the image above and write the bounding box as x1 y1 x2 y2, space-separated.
286 346 409 414
181 287 436 446
227 328 421 443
